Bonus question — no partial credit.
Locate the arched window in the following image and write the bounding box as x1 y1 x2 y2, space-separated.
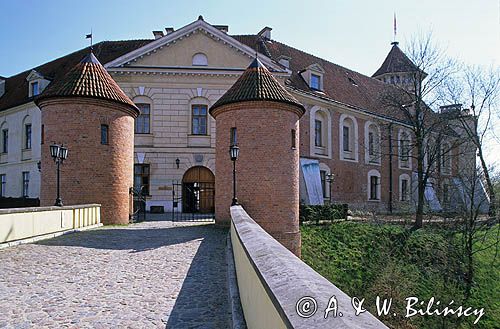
398 129 411 169
399 173 411 202
367 169 381 201
192 53 208 66
0 121 8 154
339 114 358 162
364 121 381 164
310 106 331 158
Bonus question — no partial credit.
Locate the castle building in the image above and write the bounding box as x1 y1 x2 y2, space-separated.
0 16 476 217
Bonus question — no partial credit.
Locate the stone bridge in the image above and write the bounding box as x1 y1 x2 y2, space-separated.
0 209 386 329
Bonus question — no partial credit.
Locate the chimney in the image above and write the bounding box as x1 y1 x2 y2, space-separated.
257 26 272 40
165 27 175 35
152 30 164 39
213 25 229 33
0 77 5 98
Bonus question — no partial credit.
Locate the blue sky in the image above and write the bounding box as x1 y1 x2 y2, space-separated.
1 0 499 167
0 0 498 77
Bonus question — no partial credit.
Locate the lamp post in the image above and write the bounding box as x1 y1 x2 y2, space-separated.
325 173 335 204
50 143 68 206
229 144 239 206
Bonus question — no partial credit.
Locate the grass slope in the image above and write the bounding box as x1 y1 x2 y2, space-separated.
301 222 499 329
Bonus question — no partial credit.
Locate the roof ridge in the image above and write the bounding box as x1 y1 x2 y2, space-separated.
4 39 154 79
232 34 387 86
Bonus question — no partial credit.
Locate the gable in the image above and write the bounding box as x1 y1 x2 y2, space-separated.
105 19 286 73
130 31 253 69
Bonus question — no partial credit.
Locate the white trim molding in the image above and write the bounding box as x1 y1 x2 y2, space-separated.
399 173 411 202
339 113 359 162
367 169 381 201
309 106 332 158
364 120 381 165
398 128 412 170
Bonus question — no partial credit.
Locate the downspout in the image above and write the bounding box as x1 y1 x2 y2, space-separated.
388 123 394 213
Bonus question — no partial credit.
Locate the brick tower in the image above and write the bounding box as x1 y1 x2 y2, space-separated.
36 52 139 225
210 58 305 256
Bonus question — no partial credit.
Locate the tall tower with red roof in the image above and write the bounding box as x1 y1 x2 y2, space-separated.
36 52 139 225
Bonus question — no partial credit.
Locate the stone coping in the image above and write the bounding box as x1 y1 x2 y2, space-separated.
230 205 388 329
0 204 101 215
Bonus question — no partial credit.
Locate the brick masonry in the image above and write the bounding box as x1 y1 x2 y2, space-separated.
213 101 302 256
38 97 135 225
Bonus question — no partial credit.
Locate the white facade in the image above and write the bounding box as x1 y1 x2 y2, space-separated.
0 102 41 198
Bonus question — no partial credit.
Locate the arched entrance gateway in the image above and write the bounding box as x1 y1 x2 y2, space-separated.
182 166 215 214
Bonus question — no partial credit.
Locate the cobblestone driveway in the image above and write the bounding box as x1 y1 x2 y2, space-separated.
0 220 230 328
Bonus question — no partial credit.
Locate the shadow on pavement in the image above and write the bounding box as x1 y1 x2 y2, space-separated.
165 227 230 329
36 223 218 253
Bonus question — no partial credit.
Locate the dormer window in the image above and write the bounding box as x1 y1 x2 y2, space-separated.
301 63 325 91
311 74 321 90
26 70 49 98
30 82 39 96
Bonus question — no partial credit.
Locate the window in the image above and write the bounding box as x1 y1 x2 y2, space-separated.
135 103 151 134
134 164 150 196
399 130 411 168
310 73 321 90
314 119 322 147
401 179 409 201
2 129 8 153
368 169 381 201
370 176 379 200
0 174 5 197
230 127 237 146
192 105 208 135
343 126 350 151
30 81 39 96
192 53 208 66
291 129 296 149
41 125 44 144
311 107 331 157
101 125 109 145
340 115 358 161
24 124 32 149
442 183 450 206
22 172 29 197
320 170 326 198
365 122 381 164
441 142 452 174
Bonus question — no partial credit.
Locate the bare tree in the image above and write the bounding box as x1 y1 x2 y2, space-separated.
452 164 499 300
440 65 500 217
379 32 459 229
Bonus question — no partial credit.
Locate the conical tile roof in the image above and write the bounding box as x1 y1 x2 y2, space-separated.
372 42 420 77
36 52 138 114
210 58 304 115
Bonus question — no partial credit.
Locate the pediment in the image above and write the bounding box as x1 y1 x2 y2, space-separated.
130 31 253 69
306 63 325 74
105 19 286 73
26 70 44 81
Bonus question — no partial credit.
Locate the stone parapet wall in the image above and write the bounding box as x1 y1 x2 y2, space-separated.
230 205 388 329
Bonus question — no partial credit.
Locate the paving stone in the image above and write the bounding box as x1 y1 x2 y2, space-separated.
0 220 230 328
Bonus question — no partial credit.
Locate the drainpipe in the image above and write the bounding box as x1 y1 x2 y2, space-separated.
388 123 394 213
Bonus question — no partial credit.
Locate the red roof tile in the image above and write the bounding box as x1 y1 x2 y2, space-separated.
232 35 405 121
372 42 420 77
0 40 152 111
210 57 305 115
36 52 138 113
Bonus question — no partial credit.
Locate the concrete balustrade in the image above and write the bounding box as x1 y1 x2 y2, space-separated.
230 205 388 329
0 204 101 247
